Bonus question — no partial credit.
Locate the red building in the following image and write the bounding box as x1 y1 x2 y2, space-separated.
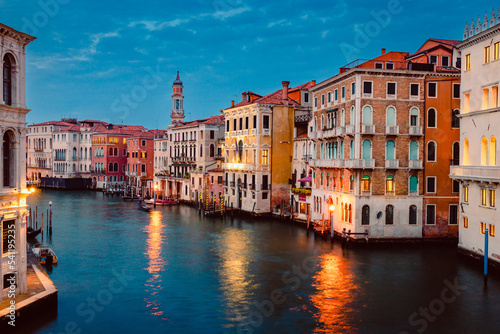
126 131 159 195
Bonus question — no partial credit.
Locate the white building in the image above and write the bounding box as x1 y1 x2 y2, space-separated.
451 11 500 265
0 23 36 300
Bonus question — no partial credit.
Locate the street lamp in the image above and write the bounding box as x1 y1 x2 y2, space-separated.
329 204 335 243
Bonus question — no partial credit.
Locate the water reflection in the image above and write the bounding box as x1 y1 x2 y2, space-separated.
144 210 166 317
216 228 254 323
311 253 358 333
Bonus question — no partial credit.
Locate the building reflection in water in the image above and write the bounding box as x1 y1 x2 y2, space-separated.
216 229 254 324
311 253 358 333
144 210 166 317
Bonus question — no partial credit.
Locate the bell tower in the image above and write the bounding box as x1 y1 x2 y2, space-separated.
171 71 185 125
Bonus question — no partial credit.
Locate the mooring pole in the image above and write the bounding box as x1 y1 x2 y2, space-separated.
485 228 489 286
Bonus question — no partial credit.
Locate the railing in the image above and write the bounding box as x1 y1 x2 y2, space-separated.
230 131 236 137
361 124 375 134
222 163 256 171
322 128 336 138
385 125 399 135
230 181 235 187
409 190 419 196
243 129 248 136
450 166 500 182
261 184 271 191
335 126 345 135
237 130 242 136
344 159 375 168
409 159 423 169
385 159 399 168
345 125 355 135
249 184 255 190
263 128 270 136
250 129 256 135
409 126 423 136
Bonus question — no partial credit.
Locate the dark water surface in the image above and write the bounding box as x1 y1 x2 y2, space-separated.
23 190 499 334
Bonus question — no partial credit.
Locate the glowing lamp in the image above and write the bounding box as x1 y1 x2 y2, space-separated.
329 205 335 212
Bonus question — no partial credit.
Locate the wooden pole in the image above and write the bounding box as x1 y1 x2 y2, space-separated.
322 213 325 234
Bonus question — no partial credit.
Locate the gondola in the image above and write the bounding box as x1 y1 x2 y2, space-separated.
27 227 42 239
137 202 152 212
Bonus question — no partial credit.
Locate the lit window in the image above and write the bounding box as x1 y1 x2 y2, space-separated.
490 189 496 207
480 222 486 234
262 150 268 165
463 217 468 228
485 46 491 63
386 176 394 193
494 42 500 60
490 224 496 237
465 54 471 70
481 188 487 206
362 175 371 192
464 93 470 113
463 186 469 202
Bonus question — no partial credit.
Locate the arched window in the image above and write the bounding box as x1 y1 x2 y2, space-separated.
409 175 418 193
386 106 396 126
350 106 355 125
427 142 436 162
72 147 77 160
85 147 88 160
109 147 113 156
481 137 488 165
451 109 460 128
340 141 344 158
490 137 497 166
362 106 372 125
114 162 118 172
200 144 203 158
410 141 418 160
362 140 371 159
109 162 113 172
386 140 395 160
320 143 324 159
385 205 394 225
210 144 215 158
452 142 460 165
3 130 15 187
321 115 324 129
314 116 317 132
427 108 436 128
386 176 395 193
3 54 13 105
463 138 469 165
348 204 352 223
114 148 118 156
362 205 370 225
362 175 370 192
340 109 345 127
341 202 344 221
409 205 417 225
349 140 354 159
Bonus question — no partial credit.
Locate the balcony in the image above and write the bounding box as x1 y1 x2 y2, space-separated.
302 155 313 162
322 128 336 138
450 166 500 183
261 184 271 191
385 125 399 135
335 126 345 136
345 125 355 135
230 131 236 137
385 159 399 169
409 159 423 169
313 159 344 168
263 128 270 136
345 159 375 169
222 163 256 171
250 129 256 135
242 129 248 136
237 130 242 136
409 190 419 196
249 184 256 190
361 124 375 134
409 126 423 136
230 181 235 187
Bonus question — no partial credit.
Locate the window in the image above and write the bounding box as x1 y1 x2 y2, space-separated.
226 120 230 132
481 137 488 165
363 81 372 95
362 106 372 125
3 54 13 105
386 140 395 159
480 222 487 234
341 86 345 99
321 94 325 105
210 130 215 139
427 177 436 193
441 56 449 67
385 205 394 225
490 189 496 207
465 54 471 70
334 89 338 101
463 217 468 228
453 84 460 99
490 224 496 237
428 82 437 98
426 205 436 225
362 205 370 225
427 141 436 161
495 42 500 60
375 62 383 69
262 150 268 165
410 84 419 98
463 185 469 202
485 46 491 63
263 115 270 129
481 188 487 206
449 205 458 225
386 107 396 126
427 108 436 127
387 82 396 97
351 82 355 95
327 92 331 103
409 205 417 225
490 137 497 166
362 175 371 192
464 93 470 113
451 110 460 128
362 140 371 159
386 62 394 70
304 92 309 103
314 97 317 107
453 180 460 193
410 108 419 126
245 117 249 130
386 176 395 194
253 115 257 129
430 55 438 64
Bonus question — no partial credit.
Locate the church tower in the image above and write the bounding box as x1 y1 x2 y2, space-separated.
171 71 185 126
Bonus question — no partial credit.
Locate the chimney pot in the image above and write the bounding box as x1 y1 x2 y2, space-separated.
312 80 316 86
381 48 386 55
242 92 248 102
231 100 235 107
282 81 290 105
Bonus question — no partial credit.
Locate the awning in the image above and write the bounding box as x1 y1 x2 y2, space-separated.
325 108 338 113
298 175 312 182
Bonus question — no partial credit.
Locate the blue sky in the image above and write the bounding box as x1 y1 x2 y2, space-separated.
2 0 498 129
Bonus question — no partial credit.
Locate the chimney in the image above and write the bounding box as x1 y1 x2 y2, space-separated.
312 80 316 86
381 48 386 55
242 92 248 102
231 100 235 108
282 81 290 105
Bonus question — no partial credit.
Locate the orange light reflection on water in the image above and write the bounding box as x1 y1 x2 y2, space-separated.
311 253 358 333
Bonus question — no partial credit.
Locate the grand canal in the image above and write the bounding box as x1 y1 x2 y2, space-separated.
24 190 499 334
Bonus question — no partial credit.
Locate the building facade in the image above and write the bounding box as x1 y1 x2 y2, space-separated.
0 23 35 299
451 12 500 264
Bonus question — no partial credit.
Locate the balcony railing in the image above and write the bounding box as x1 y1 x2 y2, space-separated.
409 126 423 136
361 124 375 134
344 159 375 168
261 184 271 191
385 159 399 168
450 166 500 182
385 125 399 135
409 190 419 196
230 181 235 187
222 163 256 171
250 129 256 135
242 129 248 136
249 184 255 190
409 159 423 169
263 128 270 136
322 128 336 138
345 125 355 135
335 126 345 136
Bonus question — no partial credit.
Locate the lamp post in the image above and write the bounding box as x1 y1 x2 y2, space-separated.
49 201 53 235
329 204 335 243
153 184 158 208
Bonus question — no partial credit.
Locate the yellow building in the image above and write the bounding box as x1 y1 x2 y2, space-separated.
222 81 314 214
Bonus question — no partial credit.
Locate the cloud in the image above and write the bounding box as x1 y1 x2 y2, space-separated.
128 19 189 31
321 30 329 38
267 19 291 28
134 48 149 55
212 6 250 19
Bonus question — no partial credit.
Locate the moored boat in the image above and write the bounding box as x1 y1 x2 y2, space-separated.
32 243 58 265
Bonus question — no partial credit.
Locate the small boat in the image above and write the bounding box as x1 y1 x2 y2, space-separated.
27 227 41 239
32 243 58 265
137 202 152 212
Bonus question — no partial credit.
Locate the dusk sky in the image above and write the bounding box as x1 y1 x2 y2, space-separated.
2 0 498 129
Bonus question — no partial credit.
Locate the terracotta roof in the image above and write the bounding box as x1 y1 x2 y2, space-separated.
428 38 461 46
174 115 225 128
30 120 73 127
55 124 81 132
254 89 300 106
289 82 315 93
294 133 308 140
208 167 224 173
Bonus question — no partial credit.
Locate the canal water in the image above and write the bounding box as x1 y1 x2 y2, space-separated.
24 190 499 334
